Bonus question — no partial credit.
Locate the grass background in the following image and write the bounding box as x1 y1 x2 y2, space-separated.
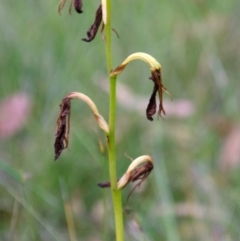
0 0 240 240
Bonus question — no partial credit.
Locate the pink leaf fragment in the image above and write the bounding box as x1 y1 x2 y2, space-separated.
219 124 240 170
0 92 31 138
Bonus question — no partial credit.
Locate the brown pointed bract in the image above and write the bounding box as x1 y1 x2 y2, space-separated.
146 69 168 121
82 5 102 42
146 83 158 121
54 98 71 161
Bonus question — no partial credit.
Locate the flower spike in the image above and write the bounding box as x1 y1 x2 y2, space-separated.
98 155 154 200
111 52 171 121
54 92 109 160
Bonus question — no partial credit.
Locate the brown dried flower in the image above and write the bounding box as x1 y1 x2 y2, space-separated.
82 5 102 42
110 53 171 121
54 92 109 161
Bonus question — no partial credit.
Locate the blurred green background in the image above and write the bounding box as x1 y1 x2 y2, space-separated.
1 0 240 240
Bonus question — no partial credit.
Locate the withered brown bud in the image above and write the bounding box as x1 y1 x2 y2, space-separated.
54 98 71 161
82 5 102 42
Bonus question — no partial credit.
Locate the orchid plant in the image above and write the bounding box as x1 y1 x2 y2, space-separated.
54 0 170 240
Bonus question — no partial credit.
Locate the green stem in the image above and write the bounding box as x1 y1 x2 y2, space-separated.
105 0 124 241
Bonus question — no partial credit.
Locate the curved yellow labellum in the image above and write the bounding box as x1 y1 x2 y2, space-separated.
110 52 161 77
67 92 109 135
